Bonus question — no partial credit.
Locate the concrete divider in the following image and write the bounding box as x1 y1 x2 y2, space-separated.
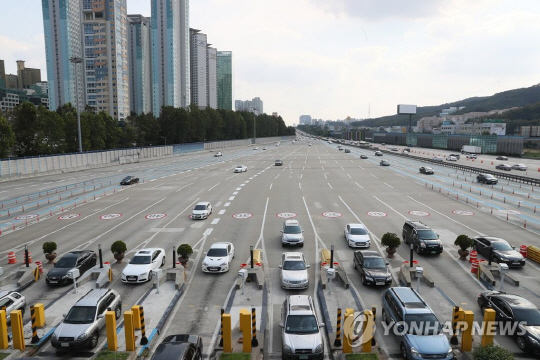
92 264 114 288
399 263 435 288
16 264 38 288
236 267 263 290
479 262 520 286
477 262 496 286
167 267 185 289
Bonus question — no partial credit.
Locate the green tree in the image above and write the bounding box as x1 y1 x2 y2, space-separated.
0 113 15 158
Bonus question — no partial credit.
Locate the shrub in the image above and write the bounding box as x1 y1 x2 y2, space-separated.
472 344 515 360
111 240 127 255
42 241 57 254
381 232 401 249
454 234 474 251
177 244 193 258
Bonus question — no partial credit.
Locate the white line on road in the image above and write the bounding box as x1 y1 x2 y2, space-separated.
228 196 235 200
175 182 194 193
269 183 273 190
299 183 302 189
385 183 394 188
203 228 213 236
208 183 220 191
371 174 378 179
224 202 230 207
328 183 333 189
275 174 280 179
211 218 220 224
355 182 363 189
218 210 226 215
347 174 352 178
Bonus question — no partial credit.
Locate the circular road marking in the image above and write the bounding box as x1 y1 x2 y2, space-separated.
15 214 38 220
452 210 474 216
58 214 81 220
276 212 297 219
232 213 253 219
100 213 122 220
322 212 342 218
408 211 430 217
145 214 166 220
366 211 387 217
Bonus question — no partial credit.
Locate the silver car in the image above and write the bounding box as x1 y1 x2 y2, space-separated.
281 220 304 247
512 163 528 171
279 252 310 289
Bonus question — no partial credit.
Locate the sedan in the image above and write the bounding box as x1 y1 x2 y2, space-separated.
275 160 283 166
202 242 235 273
496 156 508 161
120 176 139 185
446 156 457 161
46 250 97 286
150 334 203 360
344 223 371 248
353 251 392 286
512 164 528 171
477 173 498 184
234 165 247 173
473 236 525 267
380 160 390 166
374 151 383 156
121 248 166 283
433 156 443 162
253 147 259 150
419 167 434 174
495 163 512 171
360 155 368 159
344 149 350 153
477 291 540 354
263 147 268 150
214 152 222 157
279 252 310 289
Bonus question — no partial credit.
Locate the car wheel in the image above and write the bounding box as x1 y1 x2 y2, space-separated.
516 336 528 351
382 309 388 324
492 256 498 263
403 236 408 245
479 305 486 315
361 275 367 286
416 246 421 255
148 271 153 282
89 332 99 349
401 344 409 360
353 261 357 269
115 303 122 320
161 257 165 267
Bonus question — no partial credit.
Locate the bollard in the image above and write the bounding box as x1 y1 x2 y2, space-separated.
239 309 251 352
361 310 374 353
222 313 232 352
173 246 176 269
31 305 40 343
219 308 224 347
131 305 142 329
0 310 7 349
250 246 254 269
105 310 118 351
460 311 474 352
450 306 462 345
251 307 258 347
33 267 40 281
334 308 342 347
34 303 45 327
25 245 29 267
35 261 43 274
343 308 354 353
124 311 136 351
98 244 103 268
140 306 148 345
481 308 496 346
11 310 25 351
371 307 377 346
520 245 528 258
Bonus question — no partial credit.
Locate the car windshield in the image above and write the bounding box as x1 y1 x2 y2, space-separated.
364 258 386 268
129 255 151 265
207 248 228 257
514 308 540 325
492 242 513 251
283 260 306 270
122 176 132 181
417 230 438 240
350 227 368 235
484 175 495 179
404 313 442 335
64 306 97 324
425 168 433 171
55 256 77 268
285 315 319 334
194 205 207 210
284 225 302 234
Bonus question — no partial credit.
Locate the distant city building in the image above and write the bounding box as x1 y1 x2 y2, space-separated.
34 81 49 95
441 120 506 135
272 112 278 117
0 86 48 112
5 74 18 89
217 51 233 110
128 15 152 115
235 97 263 114
190 29 208 108
179 0 190 108
16 60 41 89
417 117 443 132
207 47 217 108
0 60 5 87
299 115 312 125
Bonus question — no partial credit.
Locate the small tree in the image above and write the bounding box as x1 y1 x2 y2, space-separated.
177 244 193 259
381 232 401 249
42 241 57 254
454 235 474 251
472 344 515 360
111 240 127 255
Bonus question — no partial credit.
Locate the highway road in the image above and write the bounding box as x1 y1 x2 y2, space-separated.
1 138 540 359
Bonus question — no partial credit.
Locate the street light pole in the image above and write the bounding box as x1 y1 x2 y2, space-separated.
70 56 83 153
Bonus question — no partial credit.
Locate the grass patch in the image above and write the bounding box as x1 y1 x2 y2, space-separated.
220 353 251 360
94 351 131 360
0 353 9 360
345 354 379 360
523 150 540 158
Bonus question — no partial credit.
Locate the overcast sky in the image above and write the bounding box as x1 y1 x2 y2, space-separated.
2 0 540 125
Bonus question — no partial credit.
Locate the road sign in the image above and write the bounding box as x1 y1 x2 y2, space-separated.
276 213 296 218
145 214 167 220
58 214 81 220
15 214 38 220
232 213 253 219
408 211 429 217
366 211 387 217
99 213 122 220
451 210 474 216
322 212 342 218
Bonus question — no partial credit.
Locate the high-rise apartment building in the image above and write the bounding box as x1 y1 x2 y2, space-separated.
0 60 6 88
235 97 263 114
151 0 190 115
190 29 208 108
207 47 217 109
82 0 130 120
217 51 232 110
16 60 41 89
42 0 84 111
299 115 312 125
128 15 152 115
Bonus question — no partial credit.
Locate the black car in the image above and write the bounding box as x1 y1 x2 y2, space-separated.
473 236 525 267
120 176 139 185
275 160 283 166
375 151 383 156
419 166 434 174
402 221 443 255
477 173 498 184
380 160 390 166
477 291 540 354
150 334 203 360
495 164 512 171
360 155 368 159
46 250 97 285
496 156 509 161
344 149 351 153
353 251 392 286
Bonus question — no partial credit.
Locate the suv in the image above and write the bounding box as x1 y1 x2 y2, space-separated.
402 221 443 255
280 295 324 360
382 287 454 360
191 202 212 219
0 291 26 316
51 288 122 350
281 220 304 247
353 251 392 286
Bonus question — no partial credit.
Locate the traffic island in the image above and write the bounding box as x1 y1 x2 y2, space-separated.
477 261 519 287
398 262 435 288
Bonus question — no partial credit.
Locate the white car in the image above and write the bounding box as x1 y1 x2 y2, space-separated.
279 252 310 289
234 165 248 173
276 142 280 146
433 156 444 162
192 201 212 219
512 164 528 171
121 248 165 283
263 147 268 150
446 156 457 161
202 242 235 273
344 223 371 248
214 152 222 157
253 146 259 150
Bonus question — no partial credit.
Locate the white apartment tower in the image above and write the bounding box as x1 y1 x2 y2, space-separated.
190 29 208 108
128 15 152 114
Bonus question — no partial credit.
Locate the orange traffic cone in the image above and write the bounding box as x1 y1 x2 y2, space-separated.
8 252 17 264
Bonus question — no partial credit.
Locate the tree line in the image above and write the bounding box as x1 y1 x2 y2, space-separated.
0 102 295 158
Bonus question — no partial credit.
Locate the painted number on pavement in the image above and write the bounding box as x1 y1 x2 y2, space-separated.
58 214 81 220
452 210 474 216
322 212 342 218
277 212 297 218
366 211 387 217
145 214 166 220
498 210 521 215
100 213 122 220
408 211 430 217
232 213 253 219
15 214 38 220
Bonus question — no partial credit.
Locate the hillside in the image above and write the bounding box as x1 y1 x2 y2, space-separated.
354 83 540 128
